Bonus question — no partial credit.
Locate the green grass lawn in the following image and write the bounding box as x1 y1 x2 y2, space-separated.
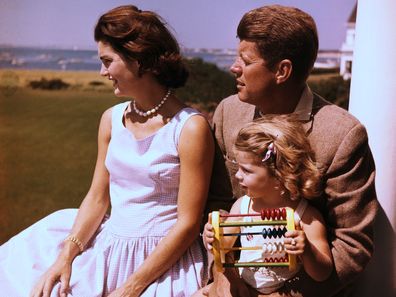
0 68 346 244
0 86 121 243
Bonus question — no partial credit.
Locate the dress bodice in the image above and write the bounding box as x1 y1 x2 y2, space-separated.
105 102 200 237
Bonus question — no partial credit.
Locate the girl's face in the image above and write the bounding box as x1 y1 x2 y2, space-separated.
234 150 280 204
230 40 277 105
98 41 140 97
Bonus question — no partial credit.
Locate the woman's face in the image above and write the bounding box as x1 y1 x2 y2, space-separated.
98 41 140 97
230 40 277 105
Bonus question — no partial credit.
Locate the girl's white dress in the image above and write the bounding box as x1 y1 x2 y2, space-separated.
238 195 307 294
0 102 208 296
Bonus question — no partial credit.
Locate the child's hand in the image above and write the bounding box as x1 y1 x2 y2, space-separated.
203 212 219 251
203 221 215 251
284 230 307 255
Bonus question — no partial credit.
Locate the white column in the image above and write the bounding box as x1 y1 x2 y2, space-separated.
348 1 396 296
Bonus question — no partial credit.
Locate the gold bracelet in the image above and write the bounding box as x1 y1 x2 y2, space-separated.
65 235 84 253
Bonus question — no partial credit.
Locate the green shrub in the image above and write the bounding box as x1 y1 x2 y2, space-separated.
311 67 340 75
176 58 236 109
88 80 105 86
29 78 70 90
308 75 350 110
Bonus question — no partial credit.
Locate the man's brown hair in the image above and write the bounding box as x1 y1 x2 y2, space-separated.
237 5 318 82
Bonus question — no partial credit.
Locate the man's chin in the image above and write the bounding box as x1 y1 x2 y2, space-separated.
237 93 254 105
236 92 247 101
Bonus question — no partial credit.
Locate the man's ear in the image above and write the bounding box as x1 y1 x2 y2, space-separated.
275 59 292 84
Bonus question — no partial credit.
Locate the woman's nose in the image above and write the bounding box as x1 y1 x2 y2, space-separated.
99 64 108 77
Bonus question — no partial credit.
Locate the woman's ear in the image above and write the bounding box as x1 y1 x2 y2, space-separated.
275 59 292 84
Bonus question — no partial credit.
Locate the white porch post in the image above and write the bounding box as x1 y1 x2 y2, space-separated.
348 0 396 296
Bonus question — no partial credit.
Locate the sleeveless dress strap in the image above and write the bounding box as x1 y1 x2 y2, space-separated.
111 101 130 132
172 108 200 148
240 195 251 215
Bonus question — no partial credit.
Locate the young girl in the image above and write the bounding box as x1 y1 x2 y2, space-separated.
197 115 333 296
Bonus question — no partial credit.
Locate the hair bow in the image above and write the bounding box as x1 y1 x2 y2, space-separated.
262 142 276 162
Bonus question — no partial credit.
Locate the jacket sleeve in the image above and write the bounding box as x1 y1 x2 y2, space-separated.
324 123 377 281
282 123 378 297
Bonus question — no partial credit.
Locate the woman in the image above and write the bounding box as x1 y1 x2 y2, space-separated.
0 5 213 296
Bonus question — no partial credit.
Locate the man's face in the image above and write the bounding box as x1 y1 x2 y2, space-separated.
230 40 277 105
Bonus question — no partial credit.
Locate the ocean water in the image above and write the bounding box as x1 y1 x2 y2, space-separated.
0 46 339 72
0 46 236 72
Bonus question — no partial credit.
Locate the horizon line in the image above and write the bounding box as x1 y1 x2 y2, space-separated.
0 43 341 53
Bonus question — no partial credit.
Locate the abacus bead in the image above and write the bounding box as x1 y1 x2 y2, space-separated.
265 209 271 220
278 242 283 252
268 243 274 254
281 208 286 219
262 228 268 238
274 227 280 238
260 209 266 220
270 209 275 219
274 208 280 220
272 227 277 238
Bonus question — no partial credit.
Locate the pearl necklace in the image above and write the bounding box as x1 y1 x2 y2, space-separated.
132 89 171 117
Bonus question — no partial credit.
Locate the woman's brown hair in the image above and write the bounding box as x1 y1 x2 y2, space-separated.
94 5 188 88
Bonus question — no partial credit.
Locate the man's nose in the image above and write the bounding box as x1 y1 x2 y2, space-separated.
230 57 242 75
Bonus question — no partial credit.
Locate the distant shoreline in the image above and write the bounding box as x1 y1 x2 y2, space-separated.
0 46 341 72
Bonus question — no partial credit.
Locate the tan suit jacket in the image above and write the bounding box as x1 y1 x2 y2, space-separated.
207 93 378 297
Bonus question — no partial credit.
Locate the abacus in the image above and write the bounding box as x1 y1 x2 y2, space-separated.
211 207 296 272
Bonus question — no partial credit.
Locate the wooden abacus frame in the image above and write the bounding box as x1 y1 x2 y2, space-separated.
211 207 296 272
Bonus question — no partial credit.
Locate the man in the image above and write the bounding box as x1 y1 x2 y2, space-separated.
205 5 378 297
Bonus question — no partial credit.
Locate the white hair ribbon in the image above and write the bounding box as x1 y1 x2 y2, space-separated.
262 142 276 162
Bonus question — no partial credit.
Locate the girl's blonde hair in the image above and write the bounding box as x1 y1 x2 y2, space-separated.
234 114 322 200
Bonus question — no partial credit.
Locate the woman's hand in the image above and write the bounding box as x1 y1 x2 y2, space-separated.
203 253 250 297
30 256 72 297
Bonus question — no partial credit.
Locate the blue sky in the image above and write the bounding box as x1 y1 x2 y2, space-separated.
0 0 356 50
